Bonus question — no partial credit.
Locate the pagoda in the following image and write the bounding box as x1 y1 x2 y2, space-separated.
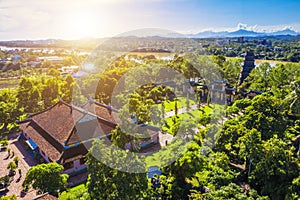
239 50 255 85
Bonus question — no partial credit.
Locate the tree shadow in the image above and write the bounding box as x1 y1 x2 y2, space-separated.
16 177 21 183
20 190 27 198
3 155 10 160
0 188 9 197
11 140 37 167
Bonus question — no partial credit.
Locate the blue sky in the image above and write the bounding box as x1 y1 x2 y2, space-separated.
0 0 300 40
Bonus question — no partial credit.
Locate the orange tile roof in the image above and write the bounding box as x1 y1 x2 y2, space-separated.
19 121 62 162
19 100 117 164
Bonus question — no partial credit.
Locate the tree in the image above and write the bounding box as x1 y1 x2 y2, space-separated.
249 136 300 199
190 183 269 200
16 77 44 113
86 139 148 199
22 163 69 195
237 129 263 178
48 68 60 77
164 142 206 199
0 140 8 147
42 78 59 108
0 194 18 200
13 156 19 167
144 175 174 199
61 74 74 103
242 94 288 140
59 184 90 200
244 62 271 91
0 89 21 133
7 161 17 173
111 126 133 149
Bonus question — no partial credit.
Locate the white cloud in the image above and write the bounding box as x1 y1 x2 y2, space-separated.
236 23 259 31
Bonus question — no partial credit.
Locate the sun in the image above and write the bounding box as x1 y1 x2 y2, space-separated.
64 12 97 39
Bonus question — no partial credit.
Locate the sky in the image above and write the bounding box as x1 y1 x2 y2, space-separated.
1 0 300 40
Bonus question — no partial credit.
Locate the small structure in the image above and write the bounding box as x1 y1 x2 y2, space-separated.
12 55 21 65
124 124 160 150
38 56 63 64
60 66 79 75
209 80 226 104
238 37 244 43
190 78 236 105
239 50 256 85
225 87 237 105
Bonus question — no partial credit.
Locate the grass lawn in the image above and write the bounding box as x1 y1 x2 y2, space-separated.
161 104 223 135
144 141 186 167
155 97 197 113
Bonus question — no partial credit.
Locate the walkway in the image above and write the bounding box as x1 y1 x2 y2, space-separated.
0 133 37 199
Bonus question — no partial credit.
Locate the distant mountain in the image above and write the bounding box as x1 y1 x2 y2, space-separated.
187 31 228 38
117 28 185 38
271 28 298 36
187 28 299 38
225 29 265 37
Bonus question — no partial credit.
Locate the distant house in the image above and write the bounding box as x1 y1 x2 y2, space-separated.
60 66 79 74
27 61 41 67
12 55 21 65
18 100 117 174
38 56 63 65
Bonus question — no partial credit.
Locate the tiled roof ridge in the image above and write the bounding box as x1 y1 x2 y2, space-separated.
88 98 119 113
95 102 119 113
64 126 77 146
28 99 88 118
29 100 65 118
63 107 117 146
80 99 118 126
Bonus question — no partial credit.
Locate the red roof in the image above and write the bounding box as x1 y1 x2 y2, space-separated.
19 121 62 162
19 100 117 164
31 101 84 144
83 102 117 123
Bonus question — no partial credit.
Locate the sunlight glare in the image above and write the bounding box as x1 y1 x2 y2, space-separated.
64 12 98 39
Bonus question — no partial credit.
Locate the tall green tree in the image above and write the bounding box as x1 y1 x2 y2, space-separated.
249 136 300 199
86 139 148 199
22 163 69 195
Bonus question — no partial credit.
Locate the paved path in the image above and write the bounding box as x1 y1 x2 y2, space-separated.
0 133 37 199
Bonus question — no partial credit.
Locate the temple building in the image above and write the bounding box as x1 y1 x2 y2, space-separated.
239 50 256 85
18 100 117 174
18 99 161 175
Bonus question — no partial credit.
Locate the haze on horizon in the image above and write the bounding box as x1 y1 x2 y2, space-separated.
0 0 300 40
